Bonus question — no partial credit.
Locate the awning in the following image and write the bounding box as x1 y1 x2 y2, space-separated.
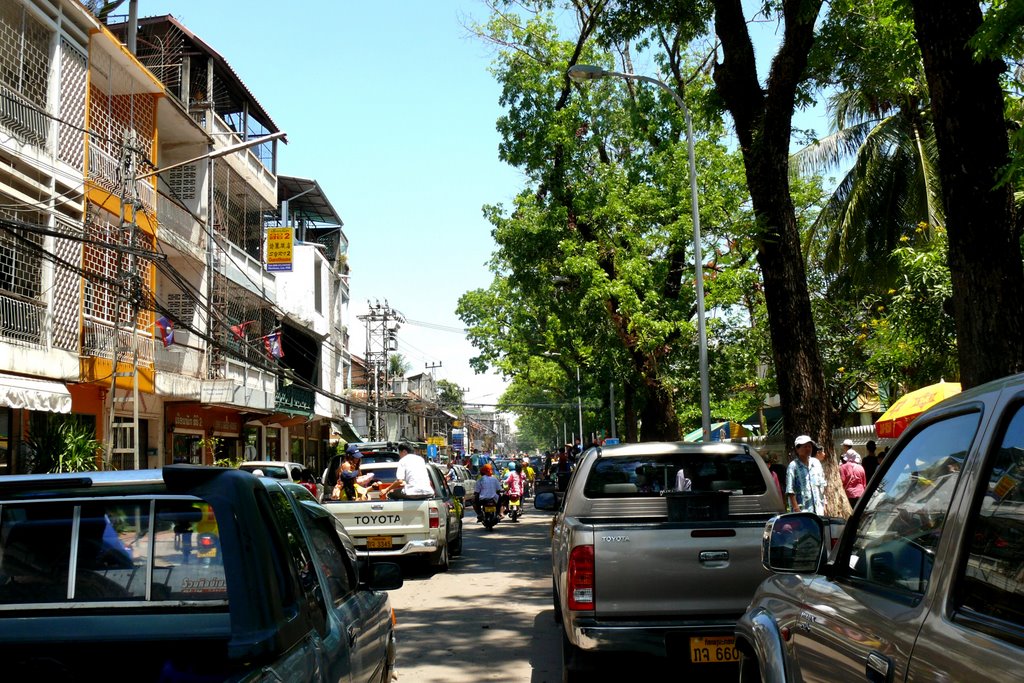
0 374 72 413
331 419 362 444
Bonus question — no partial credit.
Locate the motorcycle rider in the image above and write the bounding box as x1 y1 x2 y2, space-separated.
503 461 526 521
473 463 501 523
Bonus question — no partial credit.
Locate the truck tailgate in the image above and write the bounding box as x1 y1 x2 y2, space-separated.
591 519 771 617
326 501 430 539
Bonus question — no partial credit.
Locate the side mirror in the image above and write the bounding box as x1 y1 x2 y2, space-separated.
534 491 558 511
452 484 466 498
762 512 825 573
361 561 403 591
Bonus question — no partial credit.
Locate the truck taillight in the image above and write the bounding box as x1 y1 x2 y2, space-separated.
567 545 595 611
429 506 440 529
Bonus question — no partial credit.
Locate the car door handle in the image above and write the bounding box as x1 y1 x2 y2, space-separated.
866 650 893 683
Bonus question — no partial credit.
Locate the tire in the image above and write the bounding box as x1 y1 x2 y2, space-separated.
561 628 589 683
379 632 396 683
430 540 450 572
450 521 463 556
738 651 762 683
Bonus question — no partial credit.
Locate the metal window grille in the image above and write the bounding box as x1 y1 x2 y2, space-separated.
0 204 45 346
164 163 197 201
210 274 274 376
0 2 51 148
82 205 154 335
211 159 270 262
58 38 87 169
51 217 83 351
87 50 156 214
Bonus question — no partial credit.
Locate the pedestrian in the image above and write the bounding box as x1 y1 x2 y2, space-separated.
379 442 433 500
862 440 879 482
841 438 861 464
810 443 828 514
785 435 825 515
840 450 867 508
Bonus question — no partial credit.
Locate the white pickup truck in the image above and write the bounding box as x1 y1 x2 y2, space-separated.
323 461 464 572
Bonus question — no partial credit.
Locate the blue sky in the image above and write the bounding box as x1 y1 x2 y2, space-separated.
155 0 525 404
148 1 828 407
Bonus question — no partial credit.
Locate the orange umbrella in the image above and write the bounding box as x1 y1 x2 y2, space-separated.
874 381 962 439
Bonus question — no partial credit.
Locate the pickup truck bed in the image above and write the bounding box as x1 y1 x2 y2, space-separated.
323 461 463 571
540 442 784 679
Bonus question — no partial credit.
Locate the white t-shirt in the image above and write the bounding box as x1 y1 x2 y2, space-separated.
395 453 433 496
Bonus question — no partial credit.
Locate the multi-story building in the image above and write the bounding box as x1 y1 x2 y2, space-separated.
0 5 354 477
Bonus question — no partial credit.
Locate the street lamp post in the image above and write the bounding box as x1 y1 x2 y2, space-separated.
567 64 712 442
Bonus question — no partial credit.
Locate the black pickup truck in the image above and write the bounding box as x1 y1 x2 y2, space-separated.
0 465 402 682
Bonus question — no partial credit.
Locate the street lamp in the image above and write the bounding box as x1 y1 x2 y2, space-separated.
543 352 585 447
567 64 712 442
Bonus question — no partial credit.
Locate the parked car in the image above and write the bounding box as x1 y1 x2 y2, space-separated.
238 460 323 500
536 441 784 680
737 372 1024 683
0 465 402 682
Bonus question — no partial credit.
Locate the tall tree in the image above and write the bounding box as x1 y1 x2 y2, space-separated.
910 0 1024 387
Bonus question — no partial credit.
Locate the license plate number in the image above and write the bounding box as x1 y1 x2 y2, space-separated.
690 636 740 664
483 506 496 513
366 536 393 550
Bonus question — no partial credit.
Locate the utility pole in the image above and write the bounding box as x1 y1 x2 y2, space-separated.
105 130 143 470
358 301 403 440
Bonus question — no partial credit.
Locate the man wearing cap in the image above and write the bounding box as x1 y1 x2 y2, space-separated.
786 435 825 515
841 438 861 465
380 442 434 500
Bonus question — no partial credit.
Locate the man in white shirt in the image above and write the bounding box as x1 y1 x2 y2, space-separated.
381 443 434 499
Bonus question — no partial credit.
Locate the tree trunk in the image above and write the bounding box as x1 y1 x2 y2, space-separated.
638 375 681 441
710 0 833 455
911 0 1024 388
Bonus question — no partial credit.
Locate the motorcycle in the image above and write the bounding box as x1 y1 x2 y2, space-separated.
507 493 522 522
480 497 500 530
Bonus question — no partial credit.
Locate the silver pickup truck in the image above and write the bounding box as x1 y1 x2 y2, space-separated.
536 441 784 680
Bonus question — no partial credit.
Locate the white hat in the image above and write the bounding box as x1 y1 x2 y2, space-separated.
842 438 854 447
794 435 814 447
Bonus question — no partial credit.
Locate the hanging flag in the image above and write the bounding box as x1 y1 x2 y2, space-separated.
156 316 175 347
264 331 284 359
230 320 257 340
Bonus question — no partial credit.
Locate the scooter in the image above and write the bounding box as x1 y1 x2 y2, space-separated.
507 494 522 522
480 497 500 530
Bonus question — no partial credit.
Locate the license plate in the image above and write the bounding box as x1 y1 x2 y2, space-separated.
366 536 393 550
689 635 740 664
483 506 496 513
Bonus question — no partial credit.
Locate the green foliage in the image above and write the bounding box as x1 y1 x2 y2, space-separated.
54 421 101 473
437 380 465 411
461 4 770 440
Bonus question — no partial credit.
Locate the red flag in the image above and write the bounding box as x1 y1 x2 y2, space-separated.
230 320 257 340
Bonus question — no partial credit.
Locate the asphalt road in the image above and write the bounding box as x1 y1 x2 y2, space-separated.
384 504 731 683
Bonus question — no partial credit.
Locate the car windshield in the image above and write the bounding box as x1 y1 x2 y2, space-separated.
583 452 768 498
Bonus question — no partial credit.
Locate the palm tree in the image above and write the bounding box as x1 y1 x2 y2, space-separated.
793 86 944 293
388 354 411 378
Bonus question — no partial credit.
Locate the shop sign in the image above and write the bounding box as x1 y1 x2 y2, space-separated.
266 227 294 272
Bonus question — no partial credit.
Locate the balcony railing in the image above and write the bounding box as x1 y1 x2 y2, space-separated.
0 84 48 148
153 338 205 378
82 316 154 368
0 291 45 347
157 192 205 258
215 240 276 300
276 381 314 414
87 145 157 215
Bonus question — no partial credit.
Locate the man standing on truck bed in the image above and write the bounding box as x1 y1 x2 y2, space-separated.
379 442 434 500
